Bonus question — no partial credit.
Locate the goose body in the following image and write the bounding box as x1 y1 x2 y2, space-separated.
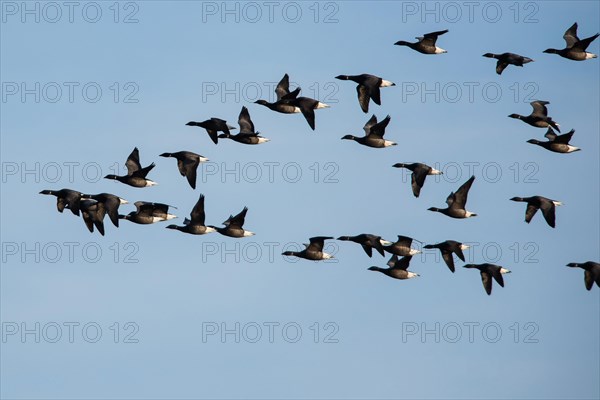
186 118 236 144
160 151 208 189
210 207 254 238
335 74 395 113
394 29 449 54
368 255 419 280
393 162 442 197
423 240 469 272
544 23 599 61
39 188 83 216
463 263 511 295
482 52 534 75
509 101 560 132
282 236 334 260
341 114 396 148
428 176 477 218
337 234 385 257
510 195 562 228
104 147 157 188
120 201 177 225
166 194 215 235
567 262 600 290
527 128 580 153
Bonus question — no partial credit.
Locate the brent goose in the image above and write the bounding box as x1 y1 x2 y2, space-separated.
566 262 600 290
335 74 395 113
428 175 477 218
423 240 470 273
510 196 562 228
394 29 449 54
337 234 388 257
80 199 106 236
39 189 83 216
482 52 534 75
210 207 254 238
166 194 216 235
341 115 396 148
544 23 599 61
104 147 157 188
368 255 419 280
392 162 443 197
80 193 128 227
219 106 270 144
463 263 511 295
160 151 208 189
282 236 334 260
527 128 580 153
186 118 236 144
120 201 177 224
509 101 560 132
383 235 422 256
254 74 329 130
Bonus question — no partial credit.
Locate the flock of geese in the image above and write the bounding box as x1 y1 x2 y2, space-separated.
40 23 599 295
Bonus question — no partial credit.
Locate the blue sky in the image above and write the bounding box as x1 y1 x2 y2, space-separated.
1 1 599 399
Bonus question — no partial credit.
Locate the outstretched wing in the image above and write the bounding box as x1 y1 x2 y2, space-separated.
228 207 248 229
190 194 206 225
530 101 549 117
563 22 580 48
238 106 255 133
275 74 291 101
421 29 448 46
553 129 575 144
367 115 391 137
524 203 539 224
306 236 333 253
126 147 142 175
452 176 475 209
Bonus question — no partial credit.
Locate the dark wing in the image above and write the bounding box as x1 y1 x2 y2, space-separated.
395 235 414 249
530 101 549 117
281 87 301 101
103 195 121 227
441 252 455 273
178 157 200 190
356 84 371 113
132 162 155 178
421 29 448 46
411 167 429 198
454 247 466 262
392 256 412 271
480 271 493 295
56 197 66 213
360 244 373 258
524 203 539 223
190 194 206 225
134 201 155 216
368 236 385 257
496 60 509 75
553 129 575 144
206 129 219 144
275 74 291 101
563 22 580 48
150 203 172 218
490 266 505 287
81 210 95 233
296 98 316 130
452 176 475 209
126 147 142 175
363 114 378 135
63 191 82 215
584 270 593 290
228 207 248 229
539 200 556 228
368 115 391 137
445 191 456 207
238 106 255 133
544 127 558 142
307 236 333 253
573 33 599 51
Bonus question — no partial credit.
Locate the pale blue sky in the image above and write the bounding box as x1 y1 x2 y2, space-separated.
1 1 599 399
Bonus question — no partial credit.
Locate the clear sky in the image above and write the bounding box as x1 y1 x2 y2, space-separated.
1 1 599 399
